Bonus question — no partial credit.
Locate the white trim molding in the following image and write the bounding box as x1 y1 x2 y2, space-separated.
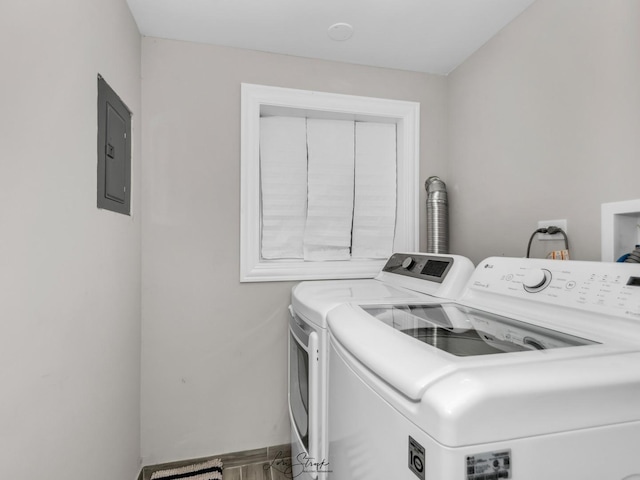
240 83 420 282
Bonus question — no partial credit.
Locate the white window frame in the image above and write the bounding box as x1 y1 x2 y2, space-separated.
240 83 419 282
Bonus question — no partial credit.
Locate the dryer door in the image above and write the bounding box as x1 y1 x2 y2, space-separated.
289 308 319 477
290 328 310 449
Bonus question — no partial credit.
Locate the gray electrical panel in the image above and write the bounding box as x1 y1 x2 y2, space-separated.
97 74 131 215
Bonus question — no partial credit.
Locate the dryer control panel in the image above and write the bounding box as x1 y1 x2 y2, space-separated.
376 253 475 300
382 253 455 283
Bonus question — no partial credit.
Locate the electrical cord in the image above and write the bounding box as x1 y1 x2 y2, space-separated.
526 226 569 258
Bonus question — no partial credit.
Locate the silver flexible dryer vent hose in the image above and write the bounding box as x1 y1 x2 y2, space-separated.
425 176 449 254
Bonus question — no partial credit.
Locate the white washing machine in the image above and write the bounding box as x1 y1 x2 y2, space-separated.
288 253 474 480
327 256 640 480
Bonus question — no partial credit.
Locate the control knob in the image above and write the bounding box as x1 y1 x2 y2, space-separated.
522 269 551 292
401 256 415 270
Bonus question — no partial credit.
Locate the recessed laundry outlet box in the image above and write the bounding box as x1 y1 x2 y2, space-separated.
601 199 640 262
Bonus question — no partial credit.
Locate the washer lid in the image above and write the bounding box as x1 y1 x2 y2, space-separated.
362 303 596 357
328 302 601 402
328 302 640 445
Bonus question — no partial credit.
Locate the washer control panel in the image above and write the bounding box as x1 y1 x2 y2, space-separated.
469 257 640 319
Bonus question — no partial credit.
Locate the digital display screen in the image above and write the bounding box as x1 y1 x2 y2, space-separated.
627 277 640 287
421 260 449 278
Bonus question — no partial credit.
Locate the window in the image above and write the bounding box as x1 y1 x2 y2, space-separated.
240 84 419 282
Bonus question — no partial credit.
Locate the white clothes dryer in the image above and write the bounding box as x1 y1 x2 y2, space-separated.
288 253 474 480
327 257 640 480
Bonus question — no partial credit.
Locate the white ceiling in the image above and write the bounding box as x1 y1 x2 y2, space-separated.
126 0 536 75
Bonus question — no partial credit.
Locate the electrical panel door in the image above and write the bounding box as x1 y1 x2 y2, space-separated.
97 74 131 215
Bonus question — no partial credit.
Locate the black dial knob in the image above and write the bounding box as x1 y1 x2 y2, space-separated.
401 257 415 269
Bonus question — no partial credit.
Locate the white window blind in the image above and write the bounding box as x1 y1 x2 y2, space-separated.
304 118 355 261
259 116 307 259
352 122 397 259
259 116 397 262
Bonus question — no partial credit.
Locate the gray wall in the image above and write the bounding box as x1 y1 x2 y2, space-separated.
140 37 447 464
447 0 640 264
0 0 142 479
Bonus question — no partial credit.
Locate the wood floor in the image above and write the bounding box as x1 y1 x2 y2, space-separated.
139 444 292 480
